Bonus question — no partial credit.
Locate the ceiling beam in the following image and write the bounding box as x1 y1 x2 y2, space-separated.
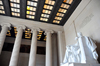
60 0 82 26
20 0 27 19
47 0 63 24
35 0 45 21
2 0 11 16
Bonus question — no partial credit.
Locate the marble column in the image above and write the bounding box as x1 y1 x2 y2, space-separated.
9 25 26 66
28 28 40 66
57 31 64 65
45 30 54 66
0 23 11 54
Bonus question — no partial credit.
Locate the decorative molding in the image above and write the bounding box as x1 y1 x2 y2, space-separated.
0 16 64 32
57 31 64 33
31 27 41 33
1 23 11 30
16 25 26 31
44 30 54 35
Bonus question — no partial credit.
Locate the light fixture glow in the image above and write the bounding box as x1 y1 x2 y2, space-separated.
61 3 70 9
26 0 38 19
53 0 73 24
0 0 5 14
25 29 31 39
10 0 20 17
53 20 60 24
63 0 73 4
40 0 56 22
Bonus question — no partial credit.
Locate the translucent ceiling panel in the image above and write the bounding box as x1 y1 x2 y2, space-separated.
40 0 55 22
25 29 31 39
37 31 43 40
53 0 73 24
14 27 17 37
6 26 45 41
26 0 38 19
10 0 20 17
63 0 73 4
24 28 44 41
0 0 5 14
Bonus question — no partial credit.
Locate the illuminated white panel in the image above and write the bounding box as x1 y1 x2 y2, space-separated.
40 0 55 22
26 0 38 19
0 0 5 14
10 0 20 17
53 0 73 24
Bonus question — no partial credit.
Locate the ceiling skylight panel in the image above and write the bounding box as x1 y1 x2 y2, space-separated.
10 0 20 17
61 3 69 9
26 0 38 19
53 0 73 24
0 0 5 14
63 0 73 4
25 29 31 39
58 8 67 13
14 27 17 37
55 17 62 20
10 0 20 3
40 0 55 22
41 14 49 18
0 0 2 5
45 0 55 5
44 5 53 10
56 13 64 17
53 20 60 23
37 31 43 40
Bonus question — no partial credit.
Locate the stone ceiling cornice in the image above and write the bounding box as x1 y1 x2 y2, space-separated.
0 15 64 32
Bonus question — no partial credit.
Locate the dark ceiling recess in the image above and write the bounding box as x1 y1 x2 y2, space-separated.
0 0 81 26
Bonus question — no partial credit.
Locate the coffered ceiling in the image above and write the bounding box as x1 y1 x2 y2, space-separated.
0 0 81 26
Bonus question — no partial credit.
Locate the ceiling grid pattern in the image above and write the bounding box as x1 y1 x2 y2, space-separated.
40 0 55 22
10 0 20 17
53 0 73 24
26 0 38 19
0 0 5 14
0 0 81 26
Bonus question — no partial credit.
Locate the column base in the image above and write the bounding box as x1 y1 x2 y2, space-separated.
61 63 100 66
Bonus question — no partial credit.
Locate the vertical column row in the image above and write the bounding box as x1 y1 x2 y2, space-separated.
0 23 11 54
9 25 26 66
28 28 40 66
57 31 63 64
0 23 59 66
45 30 54 66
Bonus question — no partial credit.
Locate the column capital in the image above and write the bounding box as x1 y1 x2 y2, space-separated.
57 31 63 33
44 30 54 35
16 25 26 31
31 27 41 33
1 23 11 30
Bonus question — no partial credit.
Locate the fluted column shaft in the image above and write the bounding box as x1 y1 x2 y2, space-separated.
57 31 63 64
9 25 25 66
0 23 11 54
28 29 38 66
45 30 53 66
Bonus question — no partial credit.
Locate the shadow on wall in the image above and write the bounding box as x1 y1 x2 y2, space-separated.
96 42 100 63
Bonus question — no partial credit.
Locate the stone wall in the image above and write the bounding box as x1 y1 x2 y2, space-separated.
64 0 100 63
